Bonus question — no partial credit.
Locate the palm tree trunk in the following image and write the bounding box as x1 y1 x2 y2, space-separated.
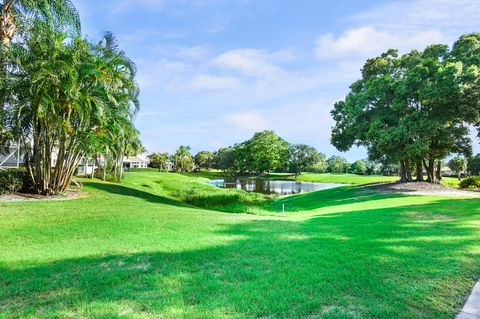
91 155 95 179
0 1 16 131
0 2 16 46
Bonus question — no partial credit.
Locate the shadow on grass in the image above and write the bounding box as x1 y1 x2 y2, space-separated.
84 181 189 207
2 197 480 318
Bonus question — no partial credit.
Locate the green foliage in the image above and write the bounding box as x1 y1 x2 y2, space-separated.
326 155 349 173
213 147 236 173
350 159 368 175
448 156 468 177
288 144 322 175
331 36 480 183
194 151 215 171
245 130 289 174
459 176 480 190
172 145 194 172
148 152 170 170
0 168 28 194
7 23 140 194
156 173 268 213
468 154 480 176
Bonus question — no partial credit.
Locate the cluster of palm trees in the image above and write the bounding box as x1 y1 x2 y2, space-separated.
1 0 142 195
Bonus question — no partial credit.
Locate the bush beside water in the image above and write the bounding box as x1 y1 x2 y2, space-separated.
156 175 269 213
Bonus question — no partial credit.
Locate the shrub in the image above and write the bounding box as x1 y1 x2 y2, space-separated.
459 176 480 190
0 168 30 195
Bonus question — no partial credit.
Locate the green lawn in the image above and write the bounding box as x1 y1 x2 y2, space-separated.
1 172 479 318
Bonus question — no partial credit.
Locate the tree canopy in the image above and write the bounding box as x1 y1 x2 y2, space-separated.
5 21 140 194
331 35 480 183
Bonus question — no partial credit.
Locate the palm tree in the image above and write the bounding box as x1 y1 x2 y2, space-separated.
0 0 80 46
10 21 140 194
1 0 80 136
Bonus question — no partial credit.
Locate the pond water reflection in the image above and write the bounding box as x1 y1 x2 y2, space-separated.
208 178 344 195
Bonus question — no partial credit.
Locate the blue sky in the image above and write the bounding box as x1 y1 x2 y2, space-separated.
76 0 480 160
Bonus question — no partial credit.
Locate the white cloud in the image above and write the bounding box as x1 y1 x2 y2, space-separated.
316 27 443 60
214 49 290 78
225 112 270 132
353 0 480 34
189 75 242 91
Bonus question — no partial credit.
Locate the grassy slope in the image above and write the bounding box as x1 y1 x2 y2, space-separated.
0 172 479 318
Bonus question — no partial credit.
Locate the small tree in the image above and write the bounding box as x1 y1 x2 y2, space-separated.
288 144 321 176
468 154 480 176
214 147 236 173
172 146 194 172
306 153 327 173
448 156 468 179
246 130 289 175
194 151 214 171
351 160 368 175
326 156 349 173
148 152 169 171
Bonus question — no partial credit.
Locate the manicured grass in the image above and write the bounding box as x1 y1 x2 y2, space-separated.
441 177 462 189
290 172 399 184
1 171 480 318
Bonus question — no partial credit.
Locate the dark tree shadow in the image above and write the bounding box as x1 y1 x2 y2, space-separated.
84 181 190 207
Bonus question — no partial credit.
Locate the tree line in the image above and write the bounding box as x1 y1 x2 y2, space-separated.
0 1 141 194
148 130 404 176
331 34 480 183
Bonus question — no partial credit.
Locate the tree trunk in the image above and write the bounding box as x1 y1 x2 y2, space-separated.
119 155 124 179
423 158 435 183
0 2 16 46
91 155 95 179
415 160 423 181
400 160 407 182
435 160 442 181
0 2 16 132
405 158 413 182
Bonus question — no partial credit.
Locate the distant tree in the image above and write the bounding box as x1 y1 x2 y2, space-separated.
246 130 289 175
172 146 193 172
351 160 368 175
448 156 468 179
306 152 327 173
288 144 321 176
326 156 349 173
380 163 400 176
194 151 214 171
214 147 236 173
468 154 480 176
232 142 252 174
148 152 169 170
365 160 380 175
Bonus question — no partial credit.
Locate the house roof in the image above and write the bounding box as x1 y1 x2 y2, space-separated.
124 156 146 163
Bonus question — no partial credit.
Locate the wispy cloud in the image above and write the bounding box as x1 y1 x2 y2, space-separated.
189 75 242 91
225 112 270 133
316 27 443 60
214 49 291 78
353 0 480 34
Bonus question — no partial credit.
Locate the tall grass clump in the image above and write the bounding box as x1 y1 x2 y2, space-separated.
156 175 270 213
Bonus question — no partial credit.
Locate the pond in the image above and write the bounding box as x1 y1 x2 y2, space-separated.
208 178 344 195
